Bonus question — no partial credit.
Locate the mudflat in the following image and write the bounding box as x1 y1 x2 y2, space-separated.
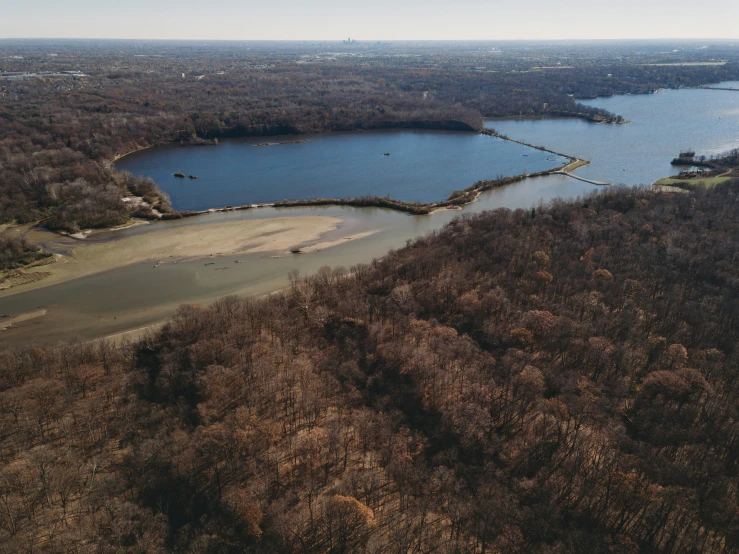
1 216 342 297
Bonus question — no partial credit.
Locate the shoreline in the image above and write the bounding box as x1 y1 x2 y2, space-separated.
6 141 591 279
485 114 630 125
0 215 348 298
0 215 390 346
6 124 598 293
110 143 154 164
110 119 480 163
111 129 588 220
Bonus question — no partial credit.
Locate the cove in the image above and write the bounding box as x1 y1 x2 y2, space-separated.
116 129 568 210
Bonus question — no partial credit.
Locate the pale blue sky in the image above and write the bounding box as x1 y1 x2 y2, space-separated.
1 0 737 40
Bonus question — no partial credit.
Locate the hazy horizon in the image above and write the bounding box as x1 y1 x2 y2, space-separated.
1 38 738 44
2 0 738 42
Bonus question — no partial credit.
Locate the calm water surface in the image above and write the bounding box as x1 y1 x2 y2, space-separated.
0 175 596 345
708 81 739 89
117 130 567 210
5 85 739 345
488 86 739 186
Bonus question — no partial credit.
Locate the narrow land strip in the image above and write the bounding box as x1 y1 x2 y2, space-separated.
556 170 610 186
0 309 47 330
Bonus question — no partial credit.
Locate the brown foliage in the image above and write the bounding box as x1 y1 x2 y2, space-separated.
4 185 739 551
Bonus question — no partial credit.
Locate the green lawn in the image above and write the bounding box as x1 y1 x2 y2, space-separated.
653 175 731 189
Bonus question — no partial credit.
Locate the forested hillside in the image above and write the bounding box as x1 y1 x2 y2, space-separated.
2 184 739 552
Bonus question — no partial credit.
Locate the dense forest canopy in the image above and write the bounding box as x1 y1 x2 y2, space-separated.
4 41 739 550
3 183 739 552
1 39 739 233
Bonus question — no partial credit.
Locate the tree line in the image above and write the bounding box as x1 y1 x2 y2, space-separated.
1 40 738 245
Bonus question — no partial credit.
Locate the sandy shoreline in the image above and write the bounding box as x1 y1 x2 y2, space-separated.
0 309 47 330
298 230 382 252
1 215 343 298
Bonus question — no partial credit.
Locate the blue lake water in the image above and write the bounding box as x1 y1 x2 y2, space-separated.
116 130 567 210
7 84 739 345
487 86 739 186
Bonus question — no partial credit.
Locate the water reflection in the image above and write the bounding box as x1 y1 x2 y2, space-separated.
116 129 567 210
489 85 739 186
0 174 595 345
9 83 738 345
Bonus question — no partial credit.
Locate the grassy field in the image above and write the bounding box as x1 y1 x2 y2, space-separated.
653 173 732 189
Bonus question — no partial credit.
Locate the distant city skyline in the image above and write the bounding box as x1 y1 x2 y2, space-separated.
1 0 738 41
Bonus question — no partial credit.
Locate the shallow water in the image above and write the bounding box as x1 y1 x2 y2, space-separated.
0 174 595 345
488 86 739 186
116 129 567 210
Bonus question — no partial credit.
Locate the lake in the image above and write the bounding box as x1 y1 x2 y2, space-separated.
4 84 739 345
488 86 739 186
0 174 596 345
116 130 568 210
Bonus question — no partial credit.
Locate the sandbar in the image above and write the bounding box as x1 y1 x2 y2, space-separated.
1 216 342 297
0 309 48 330
298 230 382 252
